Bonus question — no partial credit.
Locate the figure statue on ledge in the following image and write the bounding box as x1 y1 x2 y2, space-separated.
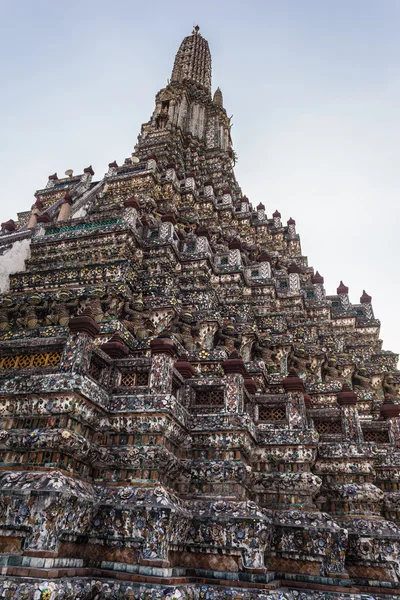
289 347 309 380
16 305 38 329
0 296 18 332
253 336 277 368
46 301 71 327
383 373 400 399
102 292 124 321
352 365 371 392
45 291 79 327
176 313 198 351
214 322 241 355
16 295 48 330
322 357 342 383
86 293 105 324
158 313 180 338
122 295 153 339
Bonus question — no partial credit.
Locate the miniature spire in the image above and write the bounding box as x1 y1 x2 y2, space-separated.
171 28 212 93
213 87 223 108
287 217 297 237
360 290 372 304
359 290 374 319
311 271 325 301
273 210 281 228
337 281 349 294
311 271 324 284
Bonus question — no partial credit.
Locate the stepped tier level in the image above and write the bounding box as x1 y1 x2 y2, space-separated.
0 27 399 599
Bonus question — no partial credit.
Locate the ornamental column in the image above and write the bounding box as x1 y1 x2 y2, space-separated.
311 271 325 301
57 190 73 222
381 398 400 445
282 368 308 429
257 202 266 221
222 350 246 412
337 383 363 443
149 337 177 395
377 400 400 523
60 308 99 375
337 281 350 310
360 289 374 319
123 196 140 230
272 209 281 228
27 198 42 229
288 262 301 294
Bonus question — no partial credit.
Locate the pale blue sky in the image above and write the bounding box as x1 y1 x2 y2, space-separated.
1 0 400 352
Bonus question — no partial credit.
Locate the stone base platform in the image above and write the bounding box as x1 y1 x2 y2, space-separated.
1 574 400 599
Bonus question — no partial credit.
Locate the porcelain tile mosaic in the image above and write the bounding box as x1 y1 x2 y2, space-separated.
0 27 399 598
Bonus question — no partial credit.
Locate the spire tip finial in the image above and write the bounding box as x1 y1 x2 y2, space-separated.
193 24 200 34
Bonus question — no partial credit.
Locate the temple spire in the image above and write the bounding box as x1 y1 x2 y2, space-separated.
171 28 212 93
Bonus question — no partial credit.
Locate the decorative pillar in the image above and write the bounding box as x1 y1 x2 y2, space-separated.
185 172 196 190
228 239 242 266
222 350 246 412
257 202 266 221
360 289 374 319
337 281 350 310
378 400 400 523
381 399 400 445
195 225 211 253
57 190 73 222
240 195 250 213
287 216 296 237
311 271 325 301
272 209 281 228
337 384 363 442
60 308 100 375
149 337 177 394
259 251 271 278
160 213 177 239
147 154 158 172
203 181 215 201
165 162 177 183
288 262 301 293
123 196 140 229
82 165 95 183
107 160 118 176
221 188 232 206
46 172 58 189
27 205 40 229
282 368 307 429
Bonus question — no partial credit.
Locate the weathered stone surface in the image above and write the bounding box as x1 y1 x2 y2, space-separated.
0 26 399 598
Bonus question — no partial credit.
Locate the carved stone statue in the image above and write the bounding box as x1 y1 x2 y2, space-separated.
87 296 105 324
102 293 124 321
323 358 341 382
289 347 309 380
383 373 399 399
214 322 241 354
352 366 371 391
122 297 153 339
253 337 276 366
